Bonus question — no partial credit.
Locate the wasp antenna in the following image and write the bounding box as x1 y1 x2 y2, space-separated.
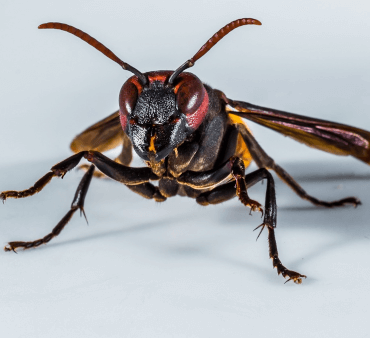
190 18 261 64
38 22 148 85
168 18 261 85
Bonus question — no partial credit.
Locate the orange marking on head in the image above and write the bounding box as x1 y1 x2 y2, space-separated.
148 74 168 84
130 77 144 95
173 82 182 94
149 134 156 153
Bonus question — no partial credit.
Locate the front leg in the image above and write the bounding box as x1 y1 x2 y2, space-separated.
1 151 158 202
2 151 158 251
1 152 86 201
84 151 158 184
178 157 306 284
5 165 96 252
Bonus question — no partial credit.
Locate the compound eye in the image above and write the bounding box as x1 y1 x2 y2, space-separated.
119 80 138 116
119 78 142 130
176 76 205 115
175 74 209 130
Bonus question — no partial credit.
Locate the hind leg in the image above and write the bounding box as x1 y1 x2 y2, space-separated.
236 123 361 208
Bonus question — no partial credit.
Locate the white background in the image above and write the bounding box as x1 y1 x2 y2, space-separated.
1 0 370 337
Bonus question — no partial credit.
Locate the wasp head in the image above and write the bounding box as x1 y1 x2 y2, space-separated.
119 71 209 162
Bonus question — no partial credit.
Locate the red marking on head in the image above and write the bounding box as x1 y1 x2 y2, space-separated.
185 90 209 130
119 112 128 130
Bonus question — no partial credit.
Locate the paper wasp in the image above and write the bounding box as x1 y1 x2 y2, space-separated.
2 18 370 284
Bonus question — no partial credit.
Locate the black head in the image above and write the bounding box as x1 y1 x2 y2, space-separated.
119 71 209 162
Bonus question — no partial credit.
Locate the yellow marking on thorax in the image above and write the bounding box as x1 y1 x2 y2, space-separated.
229 115 253 169
149 135 156 153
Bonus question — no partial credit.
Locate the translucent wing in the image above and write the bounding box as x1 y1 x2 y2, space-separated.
225 98 370 164
70 111 125 153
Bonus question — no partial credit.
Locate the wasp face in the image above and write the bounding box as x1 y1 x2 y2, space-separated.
127 81 190 161
119 71 209 162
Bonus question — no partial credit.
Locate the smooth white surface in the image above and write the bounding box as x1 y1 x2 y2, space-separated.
1 1 370 337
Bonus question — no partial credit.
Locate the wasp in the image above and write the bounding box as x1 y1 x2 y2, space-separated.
2 18 370 284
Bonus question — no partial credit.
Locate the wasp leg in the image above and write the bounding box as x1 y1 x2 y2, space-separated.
78 152 133 179
1 151 157 203
238 165 306 284
178 157 262 212
5 165 95 252
84 151 165 200
78 165 166 202
0 152 87 202
196 181 236 205
78 164 106 178
84 151 158 184
126 184 166 202
78 144 165 201
77 134 133 179
235 123 361 208
4 151 160 251
179 157 306 283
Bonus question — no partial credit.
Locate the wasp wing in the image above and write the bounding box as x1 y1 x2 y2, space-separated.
70 111 125 153
225 99 370 165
